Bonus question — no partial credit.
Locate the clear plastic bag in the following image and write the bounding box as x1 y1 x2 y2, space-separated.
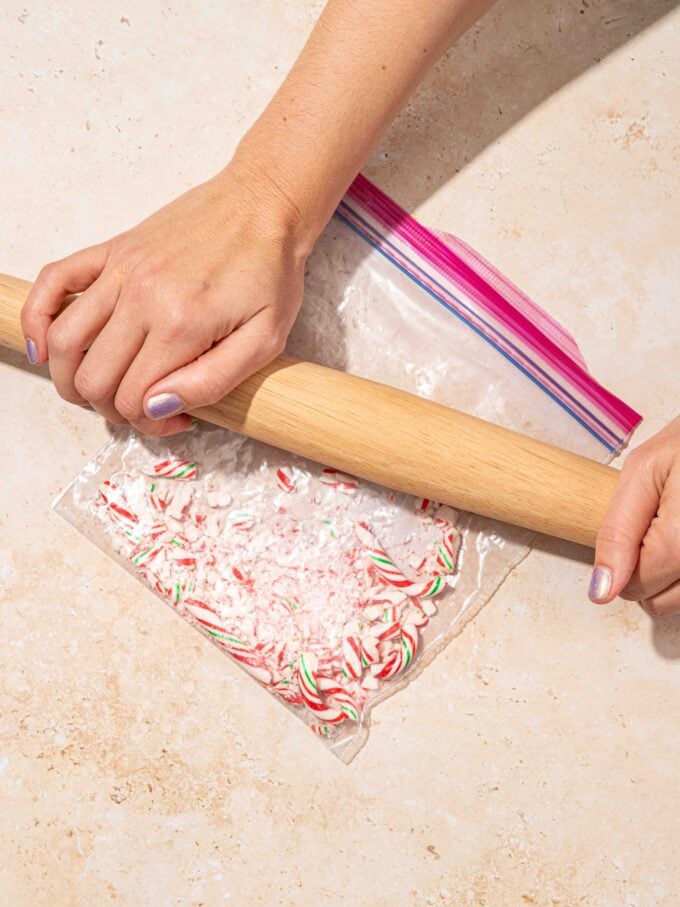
54 176 640 761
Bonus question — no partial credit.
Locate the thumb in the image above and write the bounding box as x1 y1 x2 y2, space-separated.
143 314 286 419
590 451 660 603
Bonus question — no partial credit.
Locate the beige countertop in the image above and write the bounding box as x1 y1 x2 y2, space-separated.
2 2 679 904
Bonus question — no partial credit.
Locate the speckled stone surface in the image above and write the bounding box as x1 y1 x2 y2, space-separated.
2 2 679 904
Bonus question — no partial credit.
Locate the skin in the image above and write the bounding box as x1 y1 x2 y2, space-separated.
591 419 680 616
20 0 678 614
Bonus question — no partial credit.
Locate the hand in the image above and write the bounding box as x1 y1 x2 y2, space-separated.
21 162 310 435
589 418 680 616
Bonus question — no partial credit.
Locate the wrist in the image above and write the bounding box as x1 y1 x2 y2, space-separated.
227 130 345 257
213 144 318 259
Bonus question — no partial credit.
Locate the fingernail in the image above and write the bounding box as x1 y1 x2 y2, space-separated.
588 566 612 602
25 338 39 365
145 392 184 420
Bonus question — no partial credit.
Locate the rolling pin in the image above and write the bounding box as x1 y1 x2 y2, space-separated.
0 272 620 547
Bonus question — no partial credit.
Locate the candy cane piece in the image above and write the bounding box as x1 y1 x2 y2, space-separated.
368 620 402 642
148 481 168 512
400 624 418 670
360 604 385 621
355 521 448 599
186 601 271 684
354 521 412 587
414 497 435 515
271 679 304 705
434 504 459 525
370 648 403 680
317 678 359 722
231 566 254 590
407 607 430 628
342 636 363 680
435 527 459 574
360 637 380 666
276 467 296 493
368 586 407 605
361 674 380 691
320 467 358 493
131 543 163 567
98 481 138 528
147 458 197 480
297 653 346 724
225 511 256 531
400 575 446 599
166 484 194 520
413 596 438 617
168 546 197 568
206 488 232 508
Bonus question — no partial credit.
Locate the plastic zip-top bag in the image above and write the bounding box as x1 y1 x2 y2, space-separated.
54 175 641 761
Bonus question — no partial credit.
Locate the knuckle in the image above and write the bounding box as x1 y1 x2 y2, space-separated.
622 445 654 479
106 249 136 283
118 264 158 302
53 383 85 406
262 326 287 359
46 320 76 356
37 260 60 285
272 333 287 358
73 369 107 404
642 599 666 618
124 271 152 297
619 582 644 602
113 388 142 421
193 371 225 404
160 302 192 340
126 256 167 292
622 446 643 469
653 521 680 566
596 523 638 552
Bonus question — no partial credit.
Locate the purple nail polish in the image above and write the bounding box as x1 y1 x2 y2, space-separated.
146 392 184 420
26 338 39 365
588 566 612 602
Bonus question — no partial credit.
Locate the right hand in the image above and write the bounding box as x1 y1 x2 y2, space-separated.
590 418 680 616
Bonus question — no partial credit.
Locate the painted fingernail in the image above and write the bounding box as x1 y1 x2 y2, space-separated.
145 392 184 420
25 338 39 365
588 566 612 602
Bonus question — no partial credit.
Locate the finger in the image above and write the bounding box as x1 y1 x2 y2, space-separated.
126 413 194 437
111 318 211 433
21 243 110 363
641 577 680 618
621 459 680 601
46 275 120 405
589 451 662 603
143 312 286 420
73 308 146 424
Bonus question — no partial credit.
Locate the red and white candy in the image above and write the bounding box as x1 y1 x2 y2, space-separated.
147 458 197 480
90 453 462 741
320 467 359 493
276 467 296 493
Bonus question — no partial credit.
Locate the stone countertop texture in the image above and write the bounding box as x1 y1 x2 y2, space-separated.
1 2 679 904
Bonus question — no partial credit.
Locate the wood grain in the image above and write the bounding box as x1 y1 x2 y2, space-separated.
0 271 618 546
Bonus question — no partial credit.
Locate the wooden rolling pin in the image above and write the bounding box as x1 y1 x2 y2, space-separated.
0 272 620 547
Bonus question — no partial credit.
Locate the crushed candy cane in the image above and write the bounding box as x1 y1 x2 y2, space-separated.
89 451 461 741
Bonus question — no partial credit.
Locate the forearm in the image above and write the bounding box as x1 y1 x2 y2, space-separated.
228 0 496 248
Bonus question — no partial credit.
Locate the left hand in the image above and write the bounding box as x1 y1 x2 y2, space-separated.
20 161 310 436
589 417 680 616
